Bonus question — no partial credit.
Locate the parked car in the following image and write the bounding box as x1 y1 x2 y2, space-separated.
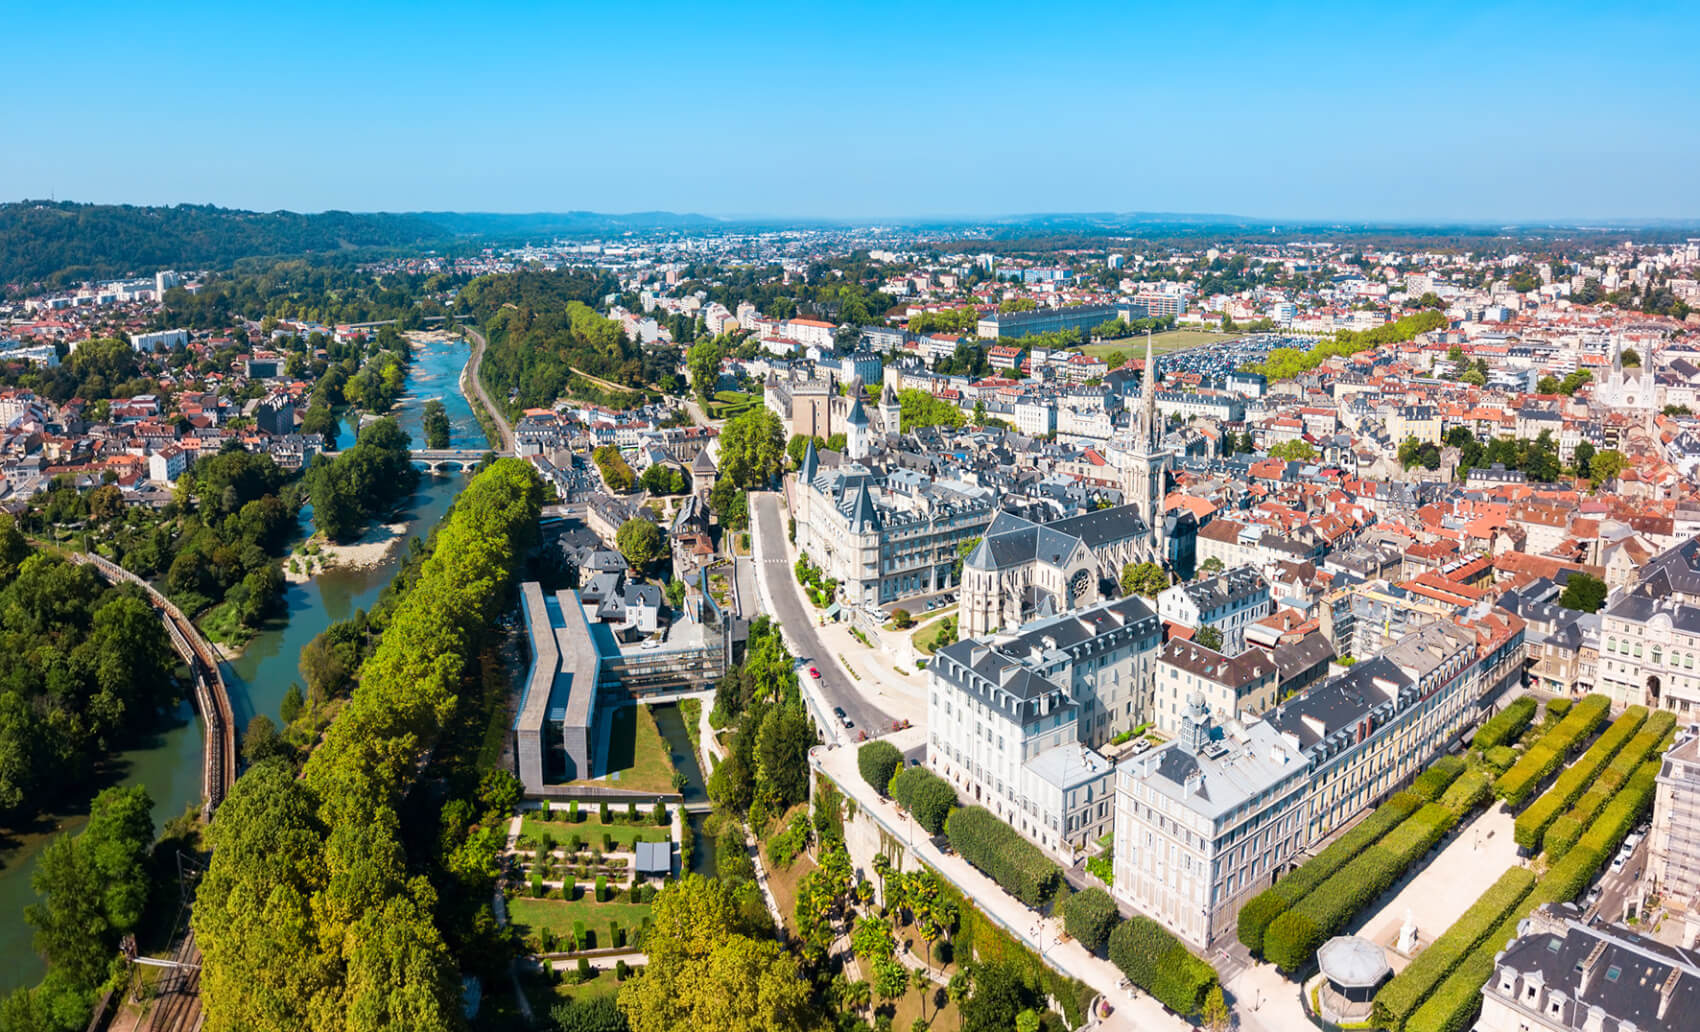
833 706 846 721
808 666 821 679
1610 854 1628 874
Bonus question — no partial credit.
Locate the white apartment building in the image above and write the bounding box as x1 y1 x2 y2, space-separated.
927 595 1163 856
1651 732 1700 915
1154 639 1278 736
1112 701 1309 948
130 328 188 353
1156 566 1272 655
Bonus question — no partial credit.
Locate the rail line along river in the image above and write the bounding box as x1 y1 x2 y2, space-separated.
0 333 489 991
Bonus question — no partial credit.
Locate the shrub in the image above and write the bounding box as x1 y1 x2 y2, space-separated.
1576 760 1660 859
1411 755 1466 801
609 919 622 948
569 800 580 823
766 811 812 869
1482 745 1518 772
1543 815 1584 861
599 801 610 823
858 741 904 796
573 919 586 951
1371 867 1536 1032
1472 697 1537 752
1263 909 1322 973
1108 916 1219 1016
1494 694 1609 807
1272 804 1458 969
595 874 608 902
945 806 1061 907
1061 888 1119 953
890 765 957 835
1544 697 1572 720
1239 791 1423 956
601 831 613 853
576 956 591 983
652 801 668 825
1514 706 1646 851
627 802 639 822
1408 945 1497 1032
1237 892 1290 952
1440 771 1493 818
615 959 630 981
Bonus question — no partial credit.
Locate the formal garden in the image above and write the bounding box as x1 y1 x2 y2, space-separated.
504 800 676 957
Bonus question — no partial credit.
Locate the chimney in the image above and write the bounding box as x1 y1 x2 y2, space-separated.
1658 968 1679 1022
1578 941 1608 996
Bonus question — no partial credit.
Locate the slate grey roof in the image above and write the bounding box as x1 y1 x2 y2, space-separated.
1496 907 1700 1032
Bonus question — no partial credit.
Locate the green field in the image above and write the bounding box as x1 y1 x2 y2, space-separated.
508 896 654 942
520 814 670 850
912 613 959 655
707 390 758 420
575 705 676 792
1076 328 1231 361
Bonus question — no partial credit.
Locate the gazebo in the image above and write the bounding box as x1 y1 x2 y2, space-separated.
1316 936 1390 1024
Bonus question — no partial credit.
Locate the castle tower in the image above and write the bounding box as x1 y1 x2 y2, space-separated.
845 395 871 461
879 383 901 437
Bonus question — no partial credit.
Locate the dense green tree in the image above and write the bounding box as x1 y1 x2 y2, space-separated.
1120 561 1166 598
717 407 785 489
1558 573 1608 614
617 875 810 1032
1267 439 1316 462
421 399 450 449
616 518 666 574
1195 626 1225 651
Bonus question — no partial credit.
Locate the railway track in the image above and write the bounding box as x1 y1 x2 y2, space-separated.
140 930 204 1032
72 553 236 817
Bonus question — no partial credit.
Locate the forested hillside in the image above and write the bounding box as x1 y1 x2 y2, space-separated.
456 268 643 410
0 201 451 289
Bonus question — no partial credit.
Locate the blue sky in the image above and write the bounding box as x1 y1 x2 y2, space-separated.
3 1 1696 221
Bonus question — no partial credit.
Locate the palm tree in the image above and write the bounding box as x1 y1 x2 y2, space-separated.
843 978 872 1015
911 966 932 1022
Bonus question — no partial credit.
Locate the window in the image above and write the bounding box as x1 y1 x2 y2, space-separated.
1605 966 1621 983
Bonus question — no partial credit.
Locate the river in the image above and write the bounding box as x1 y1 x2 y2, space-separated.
0 334 488 991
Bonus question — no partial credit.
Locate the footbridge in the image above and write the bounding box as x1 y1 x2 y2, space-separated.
72 553 237 819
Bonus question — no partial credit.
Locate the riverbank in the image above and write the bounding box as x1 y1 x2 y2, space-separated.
284 520 411 584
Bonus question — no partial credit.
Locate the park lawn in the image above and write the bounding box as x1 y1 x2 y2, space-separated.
548 967 630 1007
520 814 670 849
884 982 959 1032
1077 327 1227 360
911 615 959 655
707 390 758 419
508 896 655 944
576 705 676 792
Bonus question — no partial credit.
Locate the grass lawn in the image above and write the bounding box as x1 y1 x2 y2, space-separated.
579 705 676 792
520 814 670 849
508 896 654 945
707 390 758 420
1077 327 1229 361
547 967 629 1007
911 615 959 655
762 847 817 936
884 984 959 1032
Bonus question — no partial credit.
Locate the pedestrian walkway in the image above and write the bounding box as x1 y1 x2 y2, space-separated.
814 741 1191 1032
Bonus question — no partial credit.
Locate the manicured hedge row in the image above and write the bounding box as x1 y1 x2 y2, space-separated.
1472 696 1537 752
1513 706 1647 850
1493 694 1610 807
1439 770 1493 818
1371 867 1535 1032
1236 791 1422 952
1108 916 1218 1016
1412 755 1467 801
1407 939 1499 1032
1541 712 1673 859
1061 887 1119 953
1575 760 1659 860
1482 745 1518 772
858 741 902 795
1264 803 1458 971
944 806 1060 907
890 765 957 835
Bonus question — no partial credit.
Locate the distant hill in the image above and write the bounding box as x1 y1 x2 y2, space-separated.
0 201 453 288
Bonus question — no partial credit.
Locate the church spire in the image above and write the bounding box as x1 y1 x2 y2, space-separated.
1140 329 1159 452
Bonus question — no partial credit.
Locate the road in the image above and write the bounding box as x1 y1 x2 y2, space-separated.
1588 831 1651 924
751 493 894 736
460 325 514 451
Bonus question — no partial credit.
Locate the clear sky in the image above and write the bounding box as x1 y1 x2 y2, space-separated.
4 0 1696 222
